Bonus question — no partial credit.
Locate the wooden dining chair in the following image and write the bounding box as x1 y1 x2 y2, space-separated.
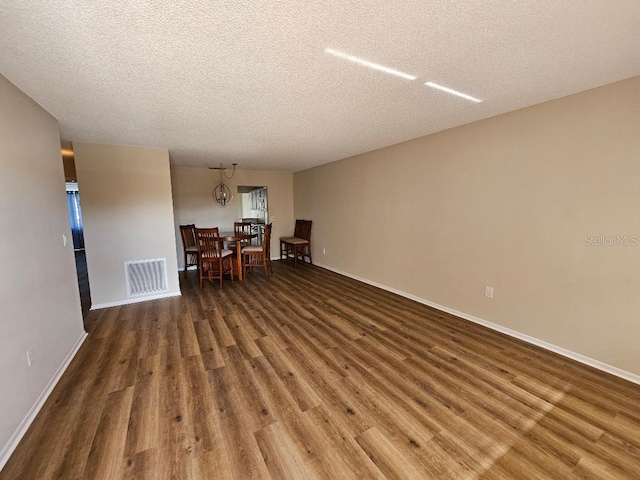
196 227 234 288
228 221 253 251
243 223 273 278
179 224 199 276
279 219 312 267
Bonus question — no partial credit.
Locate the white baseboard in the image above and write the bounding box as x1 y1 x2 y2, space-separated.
178 266 198 272
0 331 88 471
314 262 640 386
91 291 181 310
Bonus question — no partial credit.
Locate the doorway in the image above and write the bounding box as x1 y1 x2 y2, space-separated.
62 141 91 316
237 185 268 244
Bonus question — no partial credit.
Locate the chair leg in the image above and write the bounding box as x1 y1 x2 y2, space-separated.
282 241 289 262
263 254 269 277
307 245 313 264
243 253 248 278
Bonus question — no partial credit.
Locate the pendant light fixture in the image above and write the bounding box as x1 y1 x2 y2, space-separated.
210 163 237 207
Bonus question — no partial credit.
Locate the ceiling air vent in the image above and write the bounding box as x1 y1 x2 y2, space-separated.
125 258 168 297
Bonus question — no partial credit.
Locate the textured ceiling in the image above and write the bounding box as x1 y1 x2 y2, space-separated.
1 1 639 171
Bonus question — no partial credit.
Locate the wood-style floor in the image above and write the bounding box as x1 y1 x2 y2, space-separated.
2 262 640 479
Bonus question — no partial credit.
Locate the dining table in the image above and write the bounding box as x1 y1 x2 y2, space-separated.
219 231 257 281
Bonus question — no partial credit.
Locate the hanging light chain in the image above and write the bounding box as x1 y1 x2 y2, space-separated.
209 162 237 179
223 163 237 179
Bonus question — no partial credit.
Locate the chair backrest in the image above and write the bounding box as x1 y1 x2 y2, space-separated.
235 221 253 245
196 227 223 260
180 224 197 249
294 219 312 241
263 223 272 259
234 221 253 235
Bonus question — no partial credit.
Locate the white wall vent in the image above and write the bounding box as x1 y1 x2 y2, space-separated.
125 258 168 297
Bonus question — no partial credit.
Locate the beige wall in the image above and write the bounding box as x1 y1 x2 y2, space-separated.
74 143 180 307
294 76 640 376
171 167 294 267
0 75 85 464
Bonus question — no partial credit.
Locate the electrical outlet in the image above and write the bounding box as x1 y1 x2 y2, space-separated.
485 286 494 299
26 348 34 367
322 248 326 255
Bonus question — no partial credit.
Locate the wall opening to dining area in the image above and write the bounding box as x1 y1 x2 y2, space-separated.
237 186 268 245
